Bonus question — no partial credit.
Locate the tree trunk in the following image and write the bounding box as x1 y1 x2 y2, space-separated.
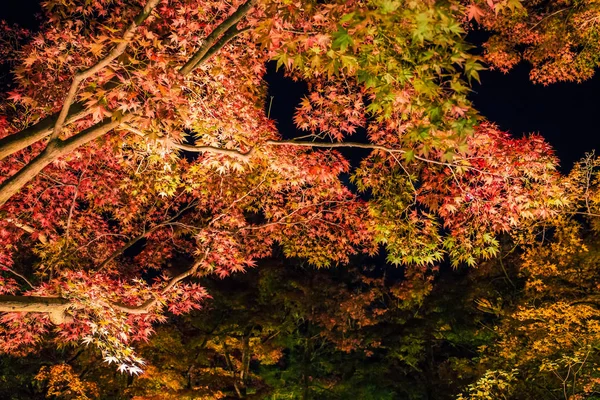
240 330 251 383
223 343 244 399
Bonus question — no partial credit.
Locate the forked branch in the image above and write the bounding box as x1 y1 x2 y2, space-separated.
0 0 255 207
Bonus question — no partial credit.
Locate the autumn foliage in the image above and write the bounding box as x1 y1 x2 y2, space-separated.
0 0 599 398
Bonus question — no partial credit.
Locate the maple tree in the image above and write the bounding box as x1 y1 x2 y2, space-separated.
0 0 582 378
465 0 600 84
456 154 600 400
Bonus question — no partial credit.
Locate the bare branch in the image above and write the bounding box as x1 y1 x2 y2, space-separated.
96 225 162 271
0 296 71 324
0 264 34 289
266 139 414 157
111 249 209 314
97 203 196 270
265 140 506 177
170 141 253 160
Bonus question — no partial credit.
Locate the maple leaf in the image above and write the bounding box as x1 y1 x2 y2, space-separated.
466 4 485 23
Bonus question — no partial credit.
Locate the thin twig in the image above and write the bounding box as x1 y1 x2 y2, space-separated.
0 263 34 289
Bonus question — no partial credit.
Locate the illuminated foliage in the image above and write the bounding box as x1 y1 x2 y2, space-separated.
35 364 99 400
458 154 600 399
466 0 600 84
0 0 592 385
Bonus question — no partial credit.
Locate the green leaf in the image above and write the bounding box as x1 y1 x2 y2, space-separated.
274 53 289 71
358 70 378 88
339 54 358 71
332 26 353 53
378 0 400 14
464 58 486 84
339 12 356 24
442 151 455 162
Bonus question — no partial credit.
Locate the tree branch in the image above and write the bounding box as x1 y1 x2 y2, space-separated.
0 76 123 162
0 0 159 205
171 141 254 160
0 264 34 289
120 123 254 160
0 102 89 161
179 0 257 75
0 246 208 323
0 1 255 207
570 297 600 308
190 25 252 70
96 203 195 270
0 116 127 207
0 292 153 323
111 250 208 314
48 0 161 144
5 218 48 244
0 296 71 324
264 140 506 176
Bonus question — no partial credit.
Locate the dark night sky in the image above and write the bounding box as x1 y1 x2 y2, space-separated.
3 1 600 171
472 64 600 171
1 1 41 29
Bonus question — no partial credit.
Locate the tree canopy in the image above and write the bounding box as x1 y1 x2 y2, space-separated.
1 0 600 398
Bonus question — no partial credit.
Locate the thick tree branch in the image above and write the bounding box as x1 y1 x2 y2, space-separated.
0 1 252 164
0 296 71 324
0 295 69 311
0 116 127 207
0 0 159 205
0 76 123 162
0 254 204 322
0 261 201 324
0 102 89 161
0 0 254 327
179 0 257 75
189 25 252 71
0 293 151 323
0 1 255 207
